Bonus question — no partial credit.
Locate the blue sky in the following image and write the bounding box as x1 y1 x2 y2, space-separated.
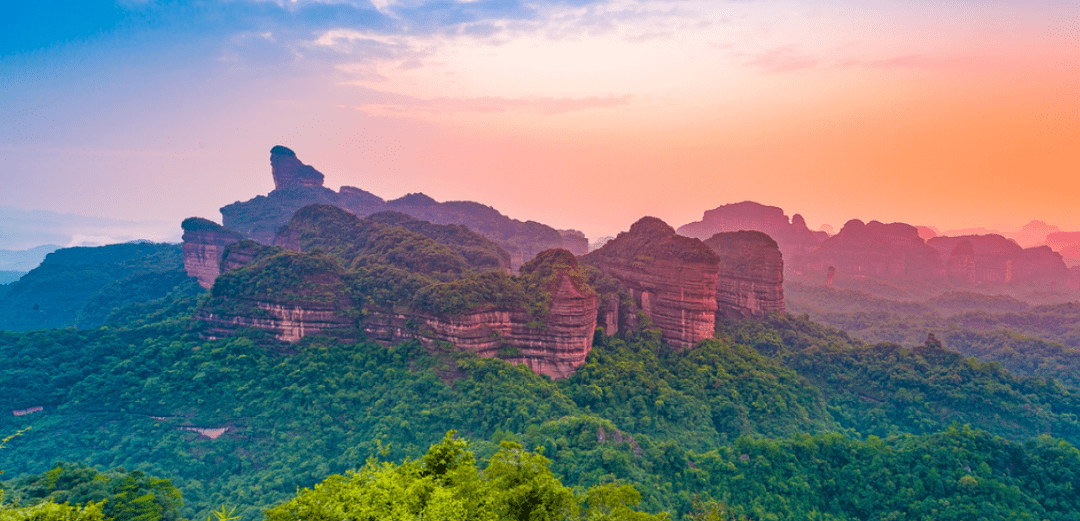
2 0 1077 245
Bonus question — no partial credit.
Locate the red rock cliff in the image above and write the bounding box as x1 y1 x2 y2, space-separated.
181 217 242 289
704 231 785 317
584 217 719 349
363 269 597 379
678 201 826 258
808 220 944 280
270 145 325 189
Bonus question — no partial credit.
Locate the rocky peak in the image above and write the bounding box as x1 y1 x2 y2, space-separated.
271 145 325 190
584 217 719 349
704 231 785 318
180 217 242 289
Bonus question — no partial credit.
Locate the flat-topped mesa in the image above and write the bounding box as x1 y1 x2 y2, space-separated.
809 219 944 280
704 231 784 317
927 234 1070 287
583 217 720 350
271 145 324 189
928 235 1020 284
181 217 242 289
369 249 598 379
678 201 826 257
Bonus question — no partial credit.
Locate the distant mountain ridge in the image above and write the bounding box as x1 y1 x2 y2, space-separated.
219 145 575 269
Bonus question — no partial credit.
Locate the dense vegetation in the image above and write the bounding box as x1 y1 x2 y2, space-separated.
0 243 199 332
207 205 590 323
8 225 1080 520
6 291 1080 520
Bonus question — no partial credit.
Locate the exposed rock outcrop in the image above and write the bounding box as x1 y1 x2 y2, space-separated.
181 218 242 289
704 231 785 317
807 220 944 280
220 147 566 269
678 202 826 258
559 230 589 256
584 217 720 349
364 266 597 379
198 204 595 378
271 145 325 189
928 235 1020 284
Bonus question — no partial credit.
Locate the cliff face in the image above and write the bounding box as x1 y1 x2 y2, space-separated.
704 231 785 317
808 220 944 280
678 201 826 258
559 230 590 256
926 235 1069 287
363 271 597 379
181 218 242 289
584 217 720 349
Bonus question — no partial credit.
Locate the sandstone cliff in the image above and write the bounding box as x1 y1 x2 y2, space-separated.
678 201 826 258
197 205 596 378
704 231 785 317
807 220 944 280
927 234 1070 287
559 229 590 256
583 217 720 349
181 217 242 289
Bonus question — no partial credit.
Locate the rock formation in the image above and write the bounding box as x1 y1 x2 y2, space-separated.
181 217 242 289
196 205 595 378
703 231 785 317
220 147 566 269
559 229 589 256
584 217 720 349
363 260 597 379
807 220 944 280
927 234 1070 287
270 145 325 189
678 202 826 258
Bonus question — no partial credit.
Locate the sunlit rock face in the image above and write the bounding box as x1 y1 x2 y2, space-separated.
584 217 720 349
678 201 826 258
363 270 598 379
180 217 241 289
808 219 944 280
704 231 785 317
270 145 324 189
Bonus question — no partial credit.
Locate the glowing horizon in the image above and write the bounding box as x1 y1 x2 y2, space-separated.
2 0 1077 243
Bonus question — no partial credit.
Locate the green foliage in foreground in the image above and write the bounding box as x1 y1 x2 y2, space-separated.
2 464 183 521
266 432 664 521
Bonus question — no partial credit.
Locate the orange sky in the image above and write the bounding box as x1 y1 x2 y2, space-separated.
2 0 1078 242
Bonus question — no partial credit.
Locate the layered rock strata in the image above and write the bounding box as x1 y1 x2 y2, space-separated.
704 231 785 317
181 217 242 289
363 271 597 379
584 217 720 349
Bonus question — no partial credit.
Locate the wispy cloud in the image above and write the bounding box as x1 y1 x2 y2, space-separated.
341 85 633 115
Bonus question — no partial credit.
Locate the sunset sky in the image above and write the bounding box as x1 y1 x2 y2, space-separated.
2 0 1078 244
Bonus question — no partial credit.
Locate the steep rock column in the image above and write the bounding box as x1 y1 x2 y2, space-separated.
181 217 242 289
704 231 785 317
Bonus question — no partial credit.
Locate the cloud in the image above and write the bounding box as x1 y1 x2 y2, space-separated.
341 85 633 114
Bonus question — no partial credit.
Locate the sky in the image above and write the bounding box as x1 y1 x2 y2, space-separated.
1 0 1078 245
